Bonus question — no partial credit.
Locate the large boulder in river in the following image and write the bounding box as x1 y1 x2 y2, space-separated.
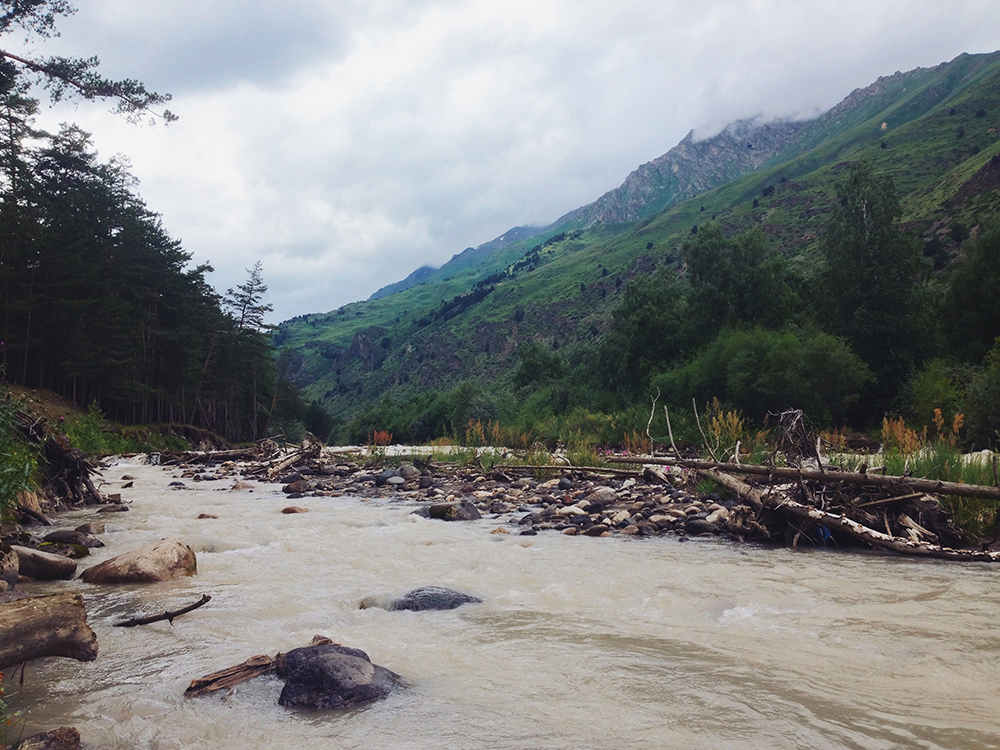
428 500 481 521
381 586 481 612
80 538 196 584
11 545 77 580
275 642 405 710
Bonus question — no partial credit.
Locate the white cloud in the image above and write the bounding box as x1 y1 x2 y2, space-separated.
19 0 1000 320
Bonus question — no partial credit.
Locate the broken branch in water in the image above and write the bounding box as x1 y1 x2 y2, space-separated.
185 635 333 697
114 594 211 628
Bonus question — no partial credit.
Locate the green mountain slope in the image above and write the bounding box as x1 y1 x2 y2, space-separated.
275 50 1000 425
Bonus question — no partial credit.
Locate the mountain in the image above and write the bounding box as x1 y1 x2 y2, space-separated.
274 50 1000 428
555 118 807 227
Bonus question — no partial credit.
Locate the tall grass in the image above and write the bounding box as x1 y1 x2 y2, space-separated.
0 387 38 521
881 410 1000 541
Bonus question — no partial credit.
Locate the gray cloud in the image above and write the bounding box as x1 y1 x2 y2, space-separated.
19 0 1000 321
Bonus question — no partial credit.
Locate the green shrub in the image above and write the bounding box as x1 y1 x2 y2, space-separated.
0 388 38 521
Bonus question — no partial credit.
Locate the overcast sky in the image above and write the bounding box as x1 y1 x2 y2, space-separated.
16 0 1000 322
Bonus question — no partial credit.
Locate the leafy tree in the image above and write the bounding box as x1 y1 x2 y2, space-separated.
943 221 1000 364
653 326 872 425
965 338 1000 448
513 340 563 387
684 223 798 336
815 160 927 417
604 265 689 394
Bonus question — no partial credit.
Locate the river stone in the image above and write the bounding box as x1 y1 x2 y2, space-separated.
98 504 129 513
685 518 718 536
374 469 399 487
80 537 196 584
428 500 481 521
275 643 405 710
75 522 104 535
398 464 421 481
281 506 309 514
386 475 406 487
11 545 77 580
390 586 482 611
0 543 18 589
282 480 310 494
586 487 618 509
43 530 104 548
15 726 81 750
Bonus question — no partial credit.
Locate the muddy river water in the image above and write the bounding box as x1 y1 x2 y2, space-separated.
14 460 1000 749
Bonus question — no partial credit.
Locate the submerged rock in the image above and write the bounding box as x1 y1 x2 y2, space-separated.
360 586 482 612
428 500 481 521
275 643 405 710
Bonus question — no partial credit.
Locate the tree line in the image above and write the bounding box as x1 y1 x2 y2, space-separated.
344 161 1000 448
0 6 282 442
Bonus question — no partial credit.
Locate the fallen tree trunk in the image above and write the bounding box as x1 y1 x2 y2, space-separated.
606 456 1000 501
265 436 323 481
114 594 211 628
701 468 1000 563
0 593 99 669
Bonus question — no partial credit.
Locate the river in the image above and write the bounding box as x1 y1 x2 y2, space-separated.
12 460 1000 749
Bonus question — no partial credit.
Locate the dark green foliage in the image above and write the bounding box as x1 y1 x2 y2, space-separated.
684 223 798 337
601 265 688 394
943 221 1000 363
0 105 275 442
964 339 1000 447
0 382 37 519
514 341 564 387
815 161 928 414
653 327 872 426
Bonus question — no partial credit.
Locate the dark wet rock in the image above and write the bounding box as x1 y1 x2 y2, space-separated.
393 586 481 611
1 543 18 589
398 464 421 481
282 480 310 494
374 469 399 487
75 522 104 535
520 529 537 536
281 506 310 514
685 518 719 536
197 513 219 519
279 472 304 484
275 643 405 710
168 481 185 487
43 530 104 549
410 506 431 518
15 726 81 750
11 545 77 580
98 503 130 513
417 476 434 489
558 477 575 490
583 524 610 537
428 500 481 521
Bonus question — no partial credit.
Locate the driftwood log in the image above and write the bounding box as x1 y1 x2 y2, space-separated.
0 593 98 669
606 456 1000 501
185 635 333 697
701 468 1000 562
114 594 211 628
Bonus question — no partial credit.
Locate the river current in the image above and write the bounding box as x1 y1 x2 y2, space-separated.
13 460 1000 749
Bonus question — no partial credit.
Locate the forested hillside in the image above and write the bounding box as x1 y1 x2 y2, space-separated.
276 50 1000 448
0 4 279 443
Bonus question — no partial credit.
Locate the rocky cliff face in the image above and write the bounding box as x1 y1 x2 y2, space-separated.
558 118 807 226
